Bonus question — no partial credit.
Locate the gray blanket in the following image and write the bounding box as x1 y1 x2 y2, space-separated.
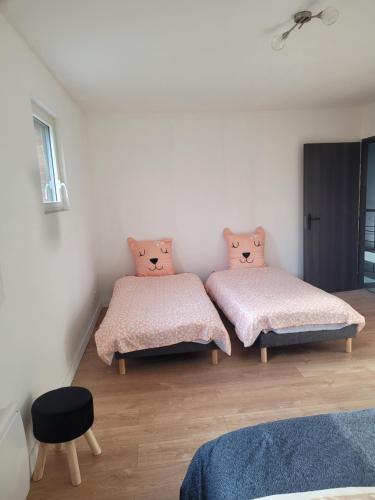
180 409 375 500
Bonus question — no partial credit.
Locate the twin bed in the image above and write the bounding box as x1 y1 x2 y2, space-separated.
206 266 364 363
95 266 364 373
95 273 231 373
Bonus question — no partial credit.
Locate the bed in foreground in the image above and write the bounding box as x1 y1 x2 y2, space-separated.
180 409 375 500
95 273 231 374
206 267 365 362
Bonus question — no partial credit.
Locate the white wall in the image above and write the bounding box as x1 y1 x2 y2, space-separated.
0 13 98 462
361 101 375 138
87 109 361 302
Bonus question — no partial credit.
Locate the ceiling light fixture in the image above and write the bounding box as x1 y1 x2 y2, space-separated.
271 7 339 51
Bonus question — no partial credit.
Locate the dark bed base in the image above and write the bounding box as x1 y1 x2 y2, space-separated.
257 324 357 363
114 341 219 374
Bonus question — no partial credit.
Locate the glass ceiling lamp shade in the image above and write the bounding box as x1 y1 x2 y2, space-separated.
271 23 297 51
271 33 288 51
318 7 339 26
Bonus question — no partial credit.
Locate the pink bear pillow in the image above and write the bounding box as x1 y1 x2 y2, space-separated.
127 237 175 277
223 227 265 269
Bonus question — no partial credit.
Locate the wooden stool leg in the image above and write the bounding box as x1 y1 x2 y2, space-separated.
84 428 101 456
211 349 219 365
261 347 268 364
32 443 48 481
118 358 126 375
65 440 81 486
346 338 353 353
55 443 64 452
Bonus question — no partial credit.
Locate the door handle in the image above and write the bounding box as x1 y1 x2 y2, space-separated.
304 213 321 230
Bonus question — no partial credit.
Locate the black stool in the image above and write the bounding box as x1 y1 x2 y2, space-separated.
31 387 101 486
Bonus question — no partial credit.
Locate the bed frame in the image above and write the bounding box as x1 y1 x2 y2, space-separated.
257 324 357 363
114 341 219 375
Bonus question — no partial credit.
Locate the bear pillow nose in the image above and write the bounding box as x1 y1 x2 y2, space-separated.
242 252 250 259
150 257 158 265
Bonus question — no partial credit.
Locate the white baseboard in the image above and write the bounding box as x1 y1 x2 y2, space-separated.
62 301 102 386
28 301 102 475
29 438 39 481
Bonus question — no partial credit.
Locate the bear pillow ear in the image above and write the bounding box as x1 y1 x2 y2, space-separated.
223 227 232 237
255 226 265 239
127 237 137 250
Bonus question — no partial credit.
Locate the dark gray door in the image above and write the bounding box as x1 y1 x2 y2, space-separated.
303 143 360 292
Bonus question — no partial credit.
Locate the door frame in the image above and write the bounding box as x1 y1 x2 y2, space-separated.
358 136 375 288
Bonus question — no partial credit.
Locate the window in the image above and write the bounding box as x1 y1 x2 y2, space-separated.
32 102 69 212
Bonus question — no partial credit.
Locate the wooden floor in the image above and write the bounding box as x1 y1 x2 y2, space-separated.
28 289 375 500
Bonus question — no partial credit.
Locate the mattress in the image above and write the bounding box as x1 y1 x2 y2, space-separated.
267 323 346 334
95 273 231 364
205 267 365 347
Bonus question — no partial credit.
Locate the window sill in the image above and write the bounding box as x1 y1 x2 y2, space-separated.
43 201 69 214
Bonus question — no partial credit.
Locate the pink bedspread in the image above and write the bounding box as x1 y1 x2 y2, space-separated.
96 273 231 364
205 267 365 347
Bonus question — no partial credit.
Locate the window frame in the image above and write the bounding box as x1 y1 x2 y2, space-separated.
32 101 69 214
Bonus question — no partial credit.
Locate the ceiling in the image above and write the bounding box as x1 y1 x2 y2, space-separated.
1 0 375 112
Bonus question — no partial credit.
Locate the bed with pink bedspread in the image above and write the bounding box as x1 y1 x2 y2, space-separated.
95 273 231 370
206 267 365 361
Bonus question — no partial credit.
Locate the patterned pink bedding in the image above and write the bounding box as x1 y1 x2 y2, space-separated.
205 267 365 347
95 273 231 364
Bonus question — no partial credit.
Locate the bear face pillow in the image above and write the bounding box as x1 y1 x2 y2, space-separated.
127 237 175 277
223 227 265 269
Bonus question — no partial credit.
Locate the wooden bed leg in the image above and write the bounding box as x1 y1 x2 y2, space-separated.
211 349 219 365
118 358 126 375
261 347 268 364
346 338 353 353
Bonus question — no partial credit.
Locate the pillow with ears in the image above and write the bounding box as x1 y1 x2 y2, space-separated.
223 227 265 269
127 237 175 277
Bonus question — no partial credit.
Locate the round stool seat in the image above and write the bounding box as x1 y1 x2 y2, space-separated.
31 387 94 444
